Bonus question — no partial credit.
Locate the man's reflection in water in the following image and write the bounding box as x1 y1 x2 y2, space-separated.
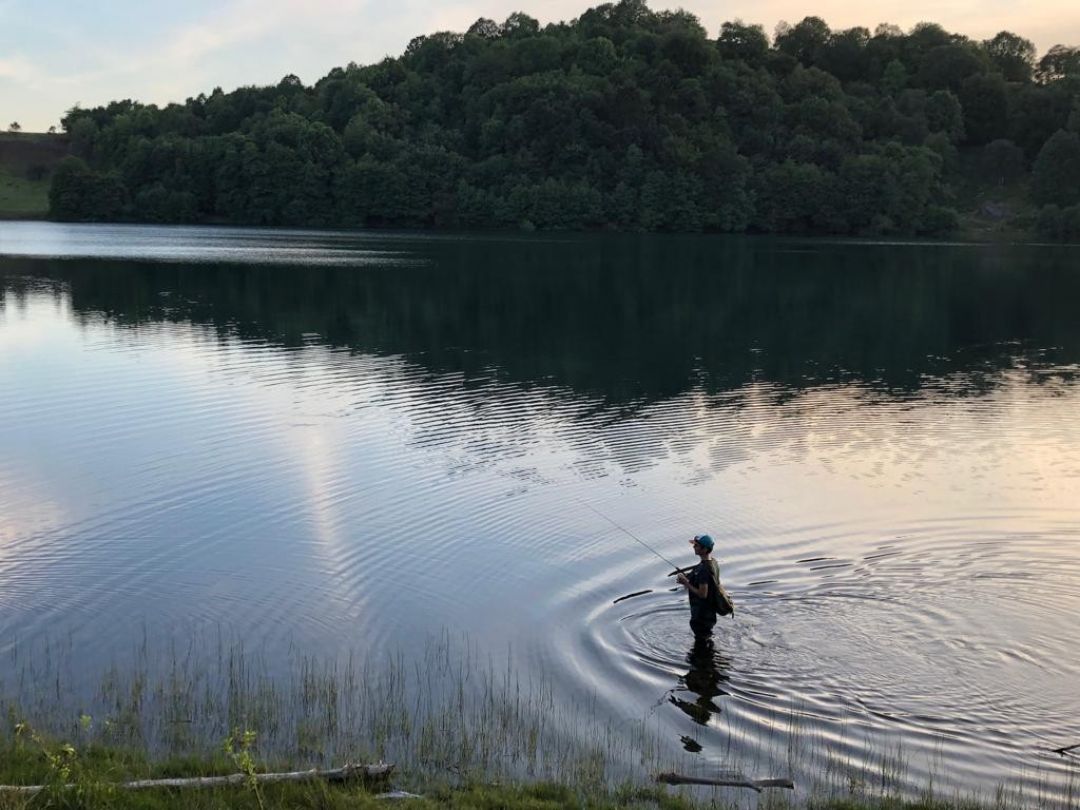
670 637 731 751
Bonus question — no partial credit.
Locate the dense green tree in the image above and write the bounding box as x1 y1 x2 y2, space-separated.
775 17 831 66
984 32 1036 82
1069 101 1080 133
48 156 127 220
1036 204 1064 238
717 21 768 65
981 139 1026 184
752 160 833 231
1008 84 1072 155
133 184 197 222
1064 205 1080 239
922 131 958 171
865 26 904 79
818 27 870 82
919 204 959 234
919 43 986 92
880 59 908 97
1037 46 1080 83
958 72 1008 144
925 89 964 141
66 115 99 159
904 23 953 64
1032 129 1080 206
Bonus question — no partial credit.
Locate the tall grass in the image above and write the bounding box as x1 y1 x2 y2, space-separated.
0 629 671 790
0 166 49 217
0 629 1076 810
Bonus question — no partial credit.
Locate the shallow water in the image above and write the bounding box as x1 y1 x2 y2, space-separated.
1 222 1079 798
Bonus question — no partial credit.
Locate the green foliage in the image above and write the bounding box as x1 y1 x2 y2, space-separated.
1037 203 1080 240
881 60 908 97
1032 129 1080 206
224 728 266 810
717 21 768 65
958 73 1008 145
919 204 960 235
776 16 832 66
1037 204 1064 238
49 156 127 221
1037 45 1080 82
919 44 986 92
1008 85 1073 156
981 139 1026 185
984 31 1036 82
753 160 833 232
42 2 1080 234
10 719 120 807
925 90 964 142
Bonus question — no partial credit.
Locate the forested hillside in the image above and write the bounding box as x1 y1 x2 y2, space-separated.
48 0 1080 237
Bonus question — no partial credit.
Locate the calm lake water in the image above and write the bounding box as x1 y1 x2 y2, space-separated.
1 222 1079 798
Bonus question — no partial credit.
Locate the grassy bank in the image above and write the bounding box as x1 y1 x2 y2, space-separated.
0 734 701 809
0 165 49 218
0 132 68 218
0 634 1075 810
0 732 1072 810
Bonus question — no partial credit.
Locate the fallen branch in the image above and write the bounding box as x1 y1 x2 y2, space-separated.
0 763 393 796
1053 742 1079 756
656 772 794 792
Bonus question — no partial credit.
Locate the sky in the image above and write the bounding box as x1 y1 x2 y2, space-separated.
2 0 1079 132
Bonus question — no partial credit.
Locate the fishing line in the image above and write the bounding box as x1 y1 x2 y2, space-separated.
577 498 682 573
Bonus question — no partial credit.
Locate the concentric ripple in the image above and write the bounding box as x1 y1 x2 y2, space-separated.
540 510 1080 799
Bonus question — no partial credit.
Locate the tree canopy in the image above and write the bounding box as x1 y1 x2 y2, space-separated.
48 1 1080 236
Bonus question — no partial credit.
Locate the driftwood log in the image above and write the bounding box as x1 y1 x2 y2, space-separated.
0 762 392 796
1053 742 1079 756
656 772 795 792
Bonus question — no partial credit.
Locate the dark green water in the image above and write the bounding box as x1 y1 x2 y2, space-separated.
1 223 1078 798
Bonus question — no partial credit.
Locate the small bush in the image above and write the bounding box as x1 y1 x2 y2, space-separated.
1037 204 1063 238
919 205 959 236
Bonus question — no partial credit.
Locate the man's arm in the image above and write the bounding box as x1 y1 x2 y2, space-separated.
676 574 709 599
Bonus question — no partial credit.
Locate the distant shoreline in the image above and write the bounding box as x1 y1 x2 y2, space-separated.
2 216 1074 248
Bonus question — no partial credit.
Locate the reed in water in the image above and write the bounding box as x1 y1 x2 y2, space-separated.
0 630 1076 810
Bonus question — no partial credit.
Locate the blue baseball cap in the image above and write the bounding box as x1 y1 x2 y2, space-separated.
692 534 714 551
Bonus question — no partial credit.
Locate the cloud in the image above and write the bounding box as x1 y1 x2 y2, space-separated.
155 0 305 66
0 55 38 83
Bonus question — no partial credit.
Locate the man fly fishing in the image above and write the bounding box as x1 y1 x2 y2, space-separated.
676 534 729 639
582 501 734 635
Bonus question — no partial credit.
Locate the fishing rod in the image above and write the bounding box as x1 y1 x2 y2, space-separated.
577 499 684 574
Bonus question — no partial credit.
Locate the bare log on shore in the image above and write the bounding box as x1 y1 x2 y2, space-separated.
0 763 393 796
656 772 795 792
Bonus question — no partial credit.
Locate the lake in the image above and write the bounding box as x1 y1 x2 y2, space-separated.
1 221 1078 799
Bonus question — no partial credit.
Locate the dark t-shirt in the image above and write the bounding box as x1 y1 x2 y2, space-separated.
687 559 717 622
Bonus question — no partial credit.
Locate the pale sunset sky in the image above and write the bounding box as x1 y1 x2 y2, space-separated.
2 0 1079 132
